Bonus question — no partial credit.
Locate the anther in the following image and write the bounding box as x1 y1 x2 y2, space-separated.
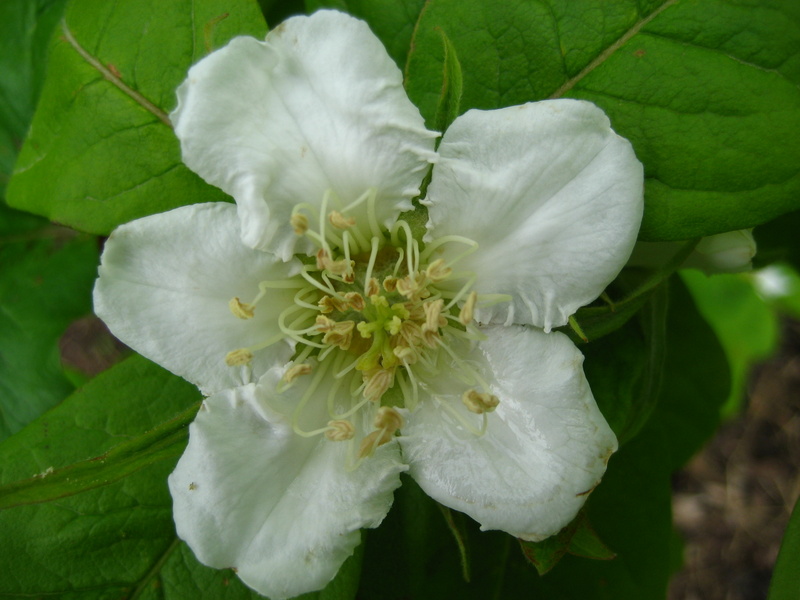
283 363 313 383
374 406 404 431
422 299 445 333
345 292 365 311
322 320 355 350
363 368 394 402
325 420 355 441
366 277 380 297
357 406 403 458
291 213 309 235
225 348 253 366
319 295 348 314
462 389 500 414
383 276 399 292
329 211 356 229
425 258 452 282
459 291 478 325
229 297 255 320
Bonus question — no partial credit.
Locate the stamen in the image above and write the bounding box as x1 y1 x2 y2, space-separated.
364 236 381 292
363 368 394 402
374 405 404 431
225 348 253 366
437 396 487 437
325 420 355 441
420 234 479 265
329 210 356 229
283 363 313 383
459 291 478 325
425 258 452 282
229 297 255 319
422 299 445 333
461 389 500 414
291 213 309 235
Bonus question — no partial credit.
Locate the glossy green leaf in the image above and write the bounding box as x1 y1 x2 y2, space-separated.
368 0 800 241
0 0 67 197
6 0 266 234
0 214 97 441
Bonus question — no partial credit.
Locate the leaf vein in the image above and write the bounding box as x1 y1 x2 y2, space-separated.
60 18 172 128
549 0 679 99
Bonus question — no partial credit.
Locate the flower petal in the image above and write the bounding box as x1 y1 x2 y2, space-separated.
425 100 643 331
93 203 299 395
172 10 437 260
169 366 406 600
400 326 617 541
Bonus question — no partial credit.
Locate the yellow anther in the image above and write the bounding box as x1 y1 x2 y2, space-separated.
366 277 380 297
374 406 404 432
459 291 478 325
329 210 356 229
315 315 336 332
291 213 309 235
283 363 312 383
357 428 394 458
322 320 355 350
229 297 255 320
318 295 348 314
325 420 355 441
363 368 394 402
357 407 403 458
345 292 365 311
462 389 500 414
425 258 452 282
422 299 445 333
383 276 399 293
225 348 253 366
392 344 417 363
315 248 330 271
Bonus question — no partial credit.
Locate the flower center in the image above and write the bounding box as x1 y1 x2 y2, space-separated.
225 189 507 463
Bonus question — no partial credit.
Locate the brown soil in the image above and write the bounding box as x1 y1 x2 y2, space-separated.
669 320 800 600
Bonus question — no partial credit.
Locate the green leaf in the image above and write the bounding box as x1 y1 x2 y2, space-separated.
533 433 674 600
0 216 98 441
582 280 668 444
649 277 730 471
432 28 463 135
519 511 614 576
681 269 779 416
6 0 266 234
398 0 800 241
0 0 67 197
0 402 197 510
768 495 800 600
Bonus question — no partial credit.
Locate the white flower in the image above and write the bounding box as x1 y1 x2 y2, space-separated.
93 10 643 600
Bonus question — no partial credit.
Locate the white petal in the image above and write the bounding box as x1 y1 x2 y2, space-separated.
425 100 643 331
93 203 299 395
172 10 437 260
169 366 406 600
400 326 617 541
